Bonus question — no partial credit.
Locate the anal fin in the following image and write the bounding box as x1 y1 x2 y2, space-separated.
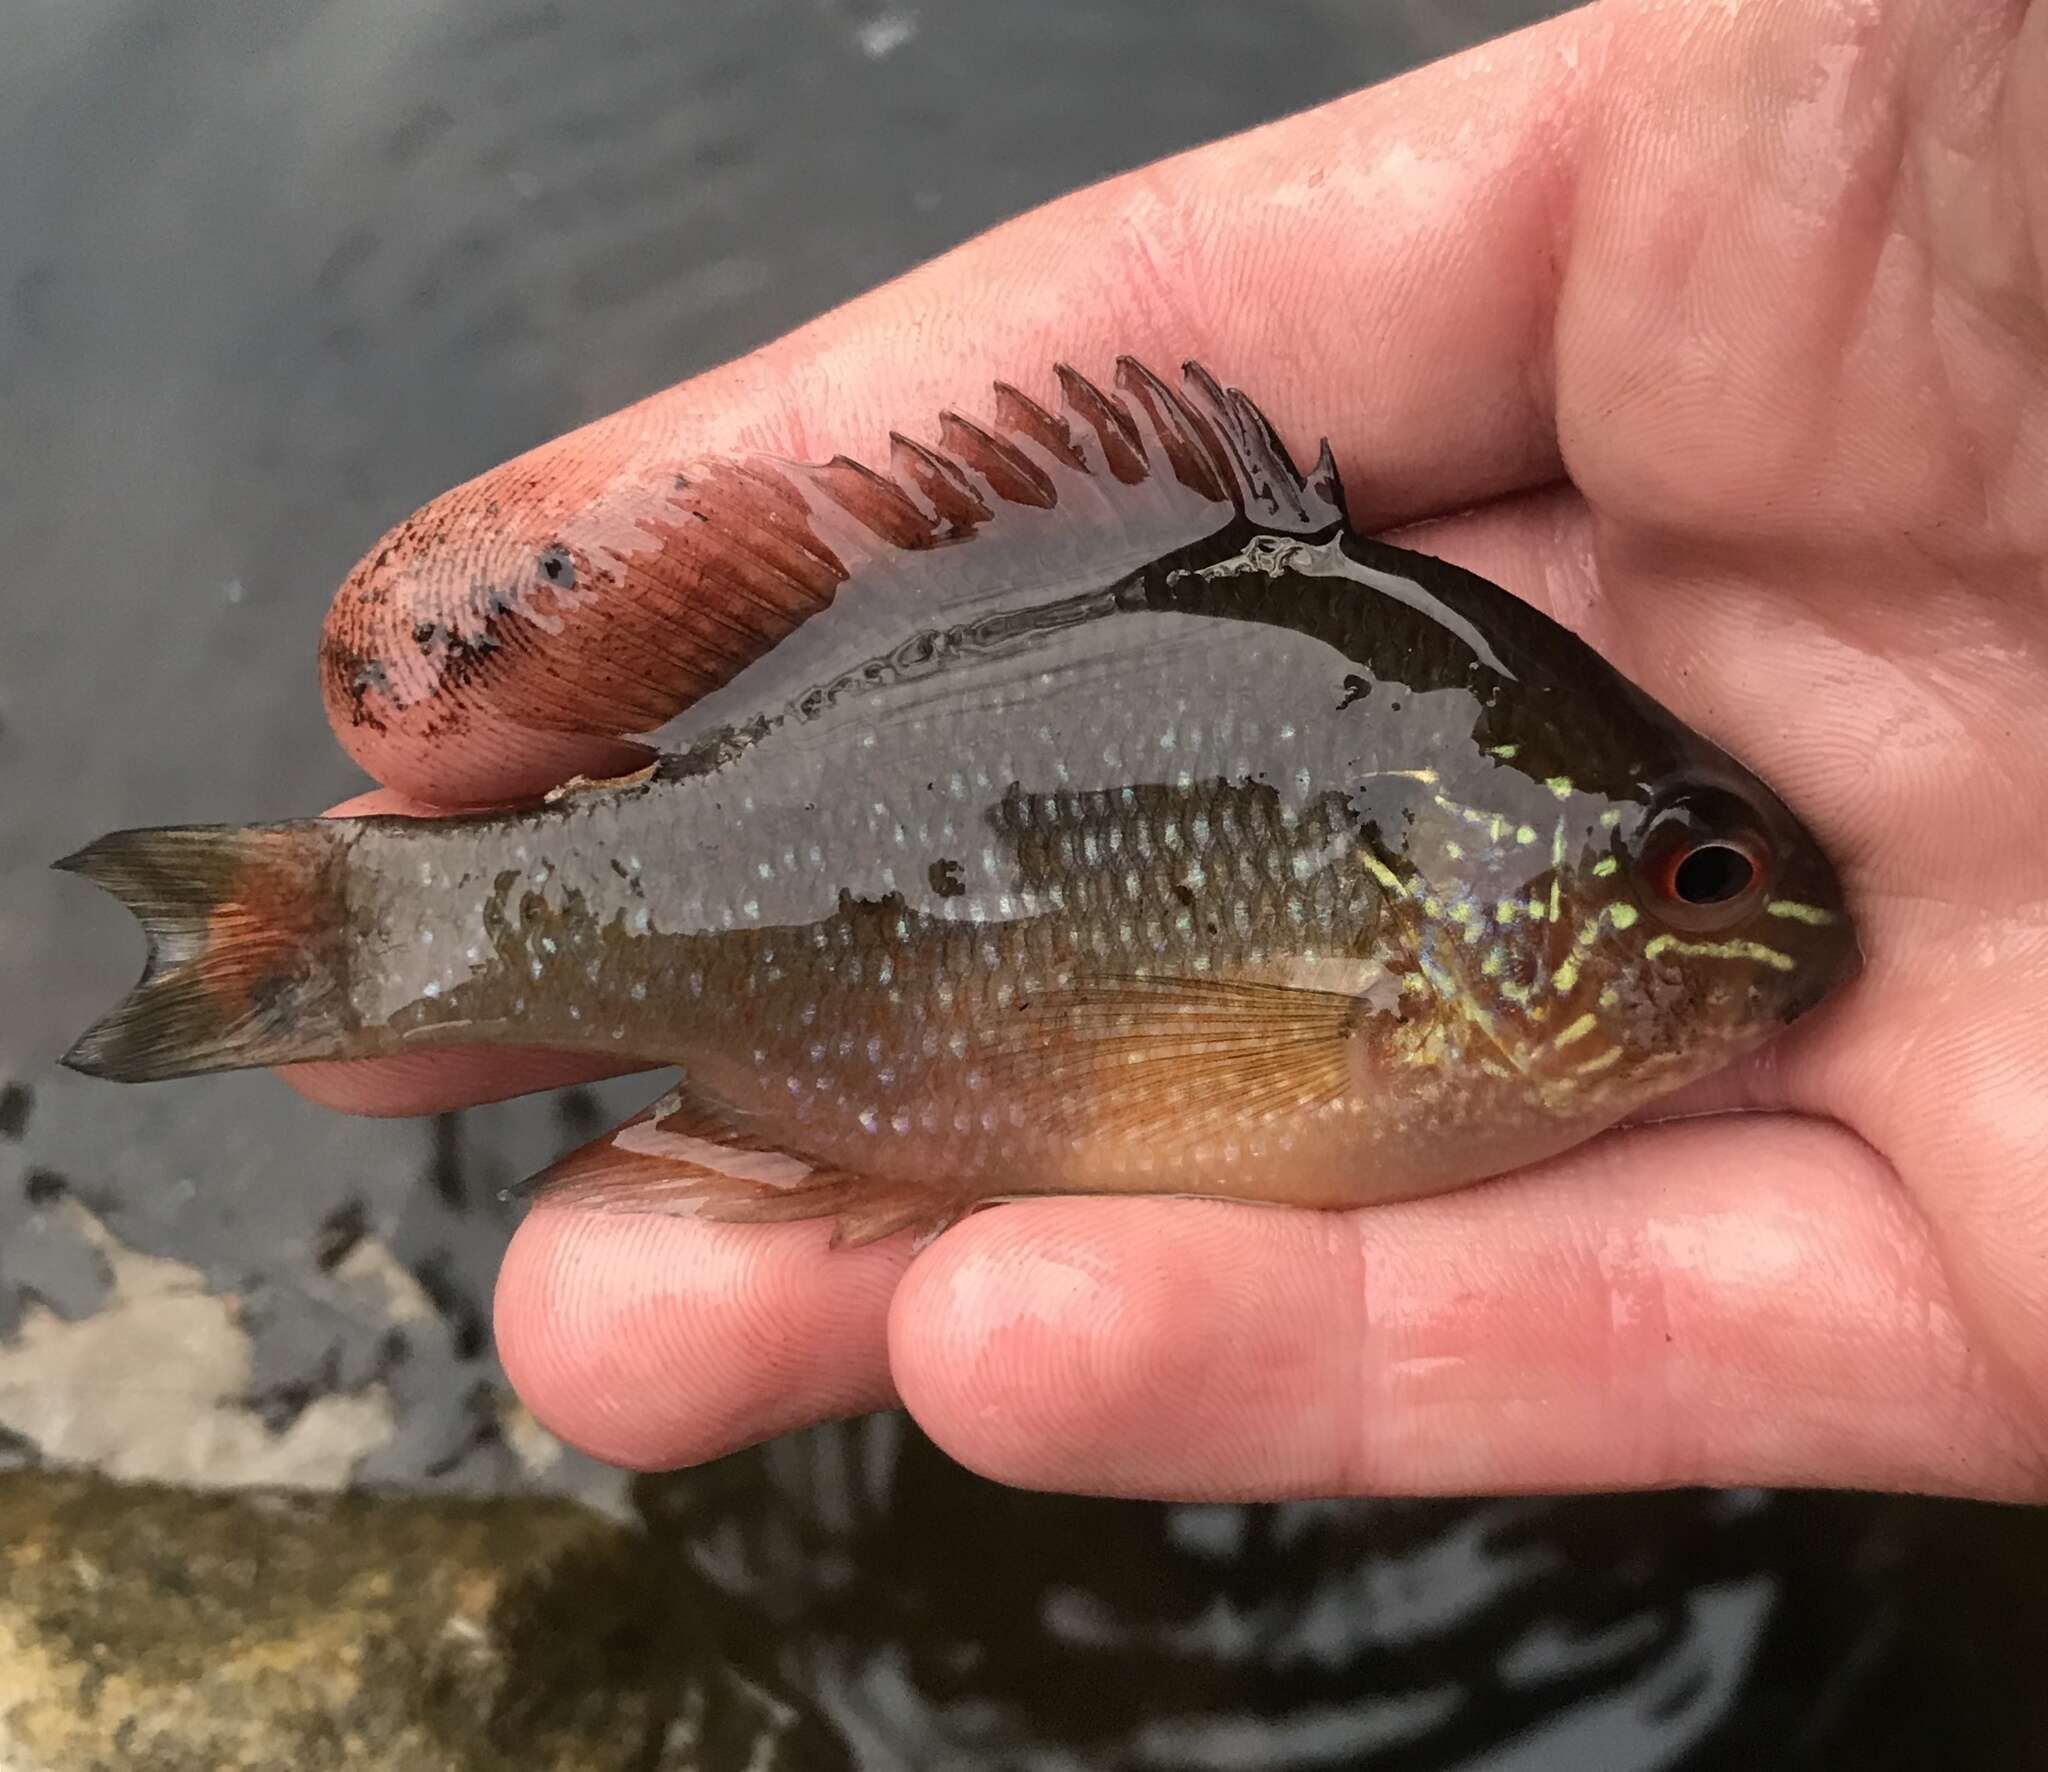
516 1084 964 1250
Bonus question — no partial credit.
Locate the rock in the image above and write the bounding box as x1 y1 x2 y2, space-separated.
0 1467 844 1772
0 1202 393 1490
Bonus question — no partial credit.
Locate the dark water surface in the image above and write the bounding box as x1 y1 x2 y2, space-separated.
2 1 2043 1766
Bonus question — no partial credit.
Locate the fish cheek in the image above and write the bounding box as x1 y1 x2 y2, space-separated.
1676 961 1745 1025
1626 955 1736 1067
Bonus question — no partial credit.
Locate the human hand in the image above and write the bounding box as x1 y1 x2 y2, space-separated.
290 0 2048 1500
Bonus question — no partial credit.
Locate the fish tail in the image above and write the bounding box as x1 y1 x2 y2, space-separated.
56 822 353 1082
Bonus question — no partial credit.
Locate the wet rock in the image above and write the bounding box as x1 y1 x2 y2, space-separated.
0 1466 844 1772
0 1202 392 1488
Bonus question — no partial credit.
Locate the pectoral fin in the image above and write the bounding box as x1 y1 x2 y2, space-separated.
977 975 1362 1145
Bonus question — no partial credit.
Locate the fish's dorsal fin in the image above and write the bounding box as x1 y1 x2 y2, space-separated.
320 361 1352 794
645 360 1349 746
1176 361 1345 531
758 357 1344 557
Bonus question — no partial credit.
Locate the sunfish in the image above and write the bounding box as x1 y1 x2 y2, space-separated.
58 360 1859 1245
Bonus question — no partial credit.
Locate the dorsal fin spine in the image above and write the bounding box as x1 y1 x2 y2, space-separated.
937 410 1057 508
990 381 1087 469
1055 362 1147 482
1113 356 1231 503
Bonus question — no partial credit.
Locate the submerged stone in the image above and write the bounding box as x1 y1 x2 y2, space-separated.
0 1467 841 1772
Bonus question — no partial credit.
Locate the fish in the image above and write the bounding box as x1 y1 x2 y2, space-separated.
56 359 1860 1246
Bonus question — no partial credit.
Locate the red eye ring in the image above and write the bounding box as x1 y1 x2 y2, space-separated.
1651 835 1766 908
1631 797 1773 931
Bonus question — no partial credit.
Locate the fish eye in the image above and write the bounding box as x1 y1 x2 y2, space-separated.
1630 788 1772 931
1668 841 1757 905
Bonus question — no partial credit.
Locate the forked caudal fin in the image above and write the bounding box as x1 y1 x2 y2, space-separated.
55 822 351 1082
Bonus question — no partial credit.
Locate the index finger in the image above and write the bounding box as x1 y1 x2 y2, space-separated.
321 6 1590 807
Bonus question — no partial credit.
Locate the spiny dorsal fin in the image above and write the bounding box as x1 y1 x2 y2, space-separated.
321 361 1350 782
757 358 1345 558
1178 361 1344 531
637 360 1350 745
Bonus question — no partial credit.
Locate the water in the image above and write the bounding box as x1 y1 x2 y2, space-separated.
1 1 2042 1765
627 1419 2048 1768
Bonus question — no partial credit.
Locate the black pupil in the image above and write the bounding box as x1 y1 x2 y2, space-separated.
1673 842 1754 905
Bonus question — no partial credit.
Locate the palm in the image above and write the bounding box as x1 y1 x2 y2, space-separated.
301 0 2048 1496
1338 0 2048 1485
1545 1 2048 1457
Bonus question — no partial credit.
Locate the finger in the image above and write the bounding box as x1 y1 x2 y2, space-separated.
277 788 655 1115
888 1115 2045 1501
495 1207 907 1470
322 8 1596 806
